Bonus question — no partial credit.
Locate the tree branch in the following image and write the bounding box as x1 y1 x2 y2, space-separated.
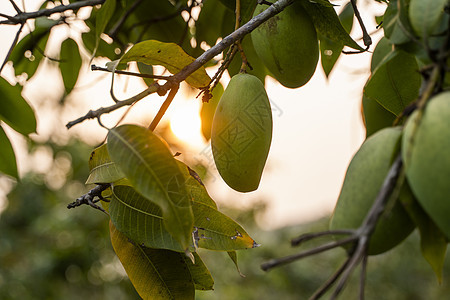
67 183 110 213
0 0 105 25
0 22 24 73
148 84 179 131
67 0 295 129
159 0 295 94
261 154 404 299
65 82 160 129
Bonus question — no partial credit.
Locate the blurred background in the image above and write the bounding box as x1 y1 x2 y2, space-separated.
0 0 449 299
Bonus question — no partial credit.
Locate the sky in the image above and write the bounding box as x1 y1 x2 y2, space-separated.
0 0 385 229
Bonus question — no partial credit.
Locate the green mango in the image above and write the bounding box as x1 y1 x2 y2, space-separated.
211 73 272 192
251 2 319 88
402 92 450 239
330 127 415 255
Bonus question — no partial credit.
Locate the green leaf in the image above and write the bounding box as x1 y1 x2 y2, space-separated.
196 0 230 47
86 144 125 184
0 77 36 135
107 125 194 250
95 0 116 55
109 184 258 252
0 125 18 179
183 253 214 291
120 40 211 89
364 50 421 116
400 185 448 283
362 95 396 138
301 0 363 51
370 37 393 72
59 38 82 94
200 83 223 141
320 2 354 77
409 0 447 38
137 62 154 87
383 0 414 45
110 222 195 300
175 160 217 209
227 251 245 277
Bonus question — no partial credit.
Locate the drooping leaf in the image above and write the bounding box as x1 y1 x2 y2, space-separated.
120 40 211 89
94 0 116 55
409 0 447 38
0 125 18 179
59 38 82 94
383 0 414 45
183 253 214 291
227 251 245 277
301 0 363 51
364 50 421 116
107 125 194 250
0 77 36 135
399 185 448 283
109 184 257 252
86 143 125 184
110 222 195 300
320 2 354 77
200 83 224 141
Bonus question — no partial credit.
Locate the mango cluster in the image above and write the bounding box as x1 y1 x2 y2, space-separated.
331 92 450 255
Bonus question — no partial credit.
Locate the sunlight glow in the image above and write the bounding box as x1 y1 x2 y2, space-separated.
169 100 204 147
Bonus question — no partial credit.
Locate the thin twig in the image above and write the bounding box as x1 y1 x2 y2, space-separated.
0 0 105 25
107 0 144 39
359 255 368 300
148 84 179 131
350 0 371 48
0 22 24 73
91 64 170 80
291 230 354 247
330 239 367 299
261 235 357 271
9 0 22 14
309 257 352 300
66 83 160 128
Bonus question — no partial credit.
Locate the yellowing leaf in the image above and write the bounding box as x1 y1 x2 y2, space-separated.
120 40 211 89
110 184 258 252
109 222 195 300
